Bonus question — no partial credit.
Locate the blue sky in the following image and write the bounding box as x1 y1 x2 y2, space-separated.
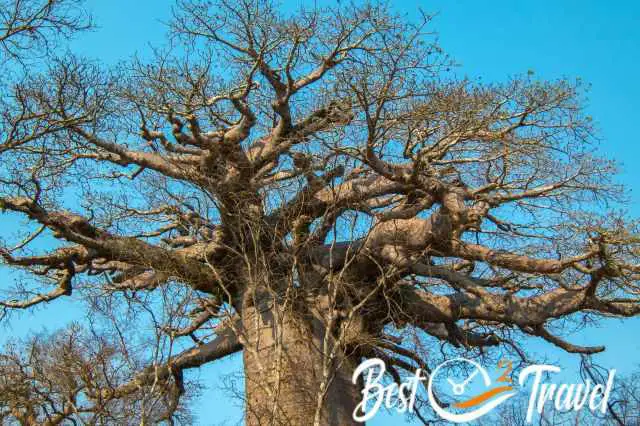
2 0 640 425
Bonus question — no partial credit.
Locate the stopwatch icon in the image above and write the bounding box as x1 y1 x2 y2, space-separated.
447 367 480 395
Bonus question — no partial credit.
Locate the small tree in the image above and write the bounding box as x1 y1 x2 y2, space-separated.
1 0 639 424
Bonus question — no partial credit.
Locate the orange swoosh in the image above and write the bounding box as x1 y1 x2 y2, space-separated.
452 385 514 409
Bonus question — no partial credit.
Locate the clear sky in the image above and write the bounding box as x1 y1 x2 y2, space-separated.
2 1 640 425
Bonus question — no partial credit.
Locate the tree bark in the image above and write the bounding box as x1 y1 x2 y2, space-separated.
242 298 361 425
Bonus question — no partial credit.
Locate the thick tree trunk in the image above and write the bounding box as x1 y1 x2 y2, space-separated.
242 300 361 425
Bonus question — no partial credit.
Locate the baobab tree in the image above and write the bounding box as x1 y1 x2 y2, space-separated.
1 0 639 424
